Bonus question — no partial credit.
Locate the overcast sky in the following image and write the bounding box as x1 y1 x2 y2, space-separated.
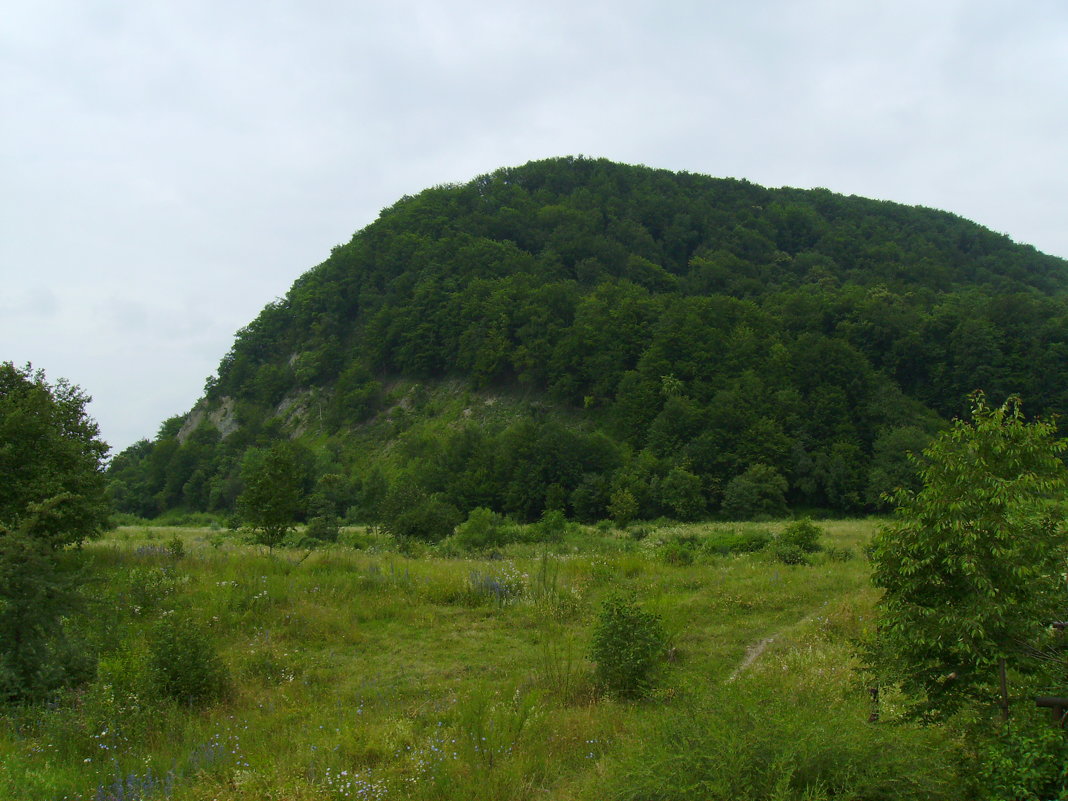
3 0 1067 454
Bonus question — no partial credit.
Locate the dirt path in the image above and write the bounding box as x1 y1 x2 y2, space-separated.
728 635 776 681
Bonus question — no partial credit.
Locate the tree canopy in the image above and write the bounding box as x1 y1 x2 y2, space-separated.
864 393 1068 722
0 362 110 701
0 363 110 548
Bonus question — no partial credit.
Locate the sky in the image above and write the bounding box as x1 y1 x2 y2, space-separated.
3 0 1067 455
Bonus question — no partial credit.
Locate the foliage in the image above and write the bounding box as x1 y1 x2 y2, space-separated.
701 527 772 555
778 518 822 553
771 541 810 566
147 613 229 707
380 486 463 543
604 682 964 801
452 507 510 550
720 464 789 520
0 537 93 701
533 508 569 542
864 393 1068 721
236 442 309 551
973 714 1068 801
0 362 110 549
609 489 638 529
107 158 1068 525
304 514 340 542
590 593 667 698
657 466 706 521
0 363 109 702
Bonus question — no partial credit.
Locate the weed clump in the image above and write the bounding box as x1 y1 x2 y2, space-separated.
660 541 694 566
147 613 228 706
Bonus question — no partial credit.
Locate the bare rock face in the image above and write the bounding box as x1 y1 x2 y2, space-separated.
177 396 238 442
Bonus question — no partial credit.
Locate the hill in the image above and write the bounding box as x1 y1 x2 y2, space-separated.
107 156 1068 524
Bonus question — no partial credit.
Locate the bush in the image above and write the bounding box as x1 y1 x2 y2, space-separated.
165 534 185 559
658 466 706 521
702 528 772 555
973 715 1068 801
147 613 228 706
772 542 810 565
389 497 463 543
779 518 822 552
452 507 509 550
305 514 340 542
590 593 667 698
533 509 569 542
661 541 694 566
609 489 638 529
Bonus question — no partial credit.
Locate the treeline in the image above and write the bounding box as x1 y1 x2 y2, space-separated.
107 157 1068 524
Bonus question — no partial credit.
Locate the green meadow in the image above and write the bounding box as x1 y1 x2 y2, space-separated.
1 520 969 800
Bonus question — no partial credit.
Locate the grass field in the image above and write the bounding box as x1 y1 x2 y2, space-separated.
0 520 970 800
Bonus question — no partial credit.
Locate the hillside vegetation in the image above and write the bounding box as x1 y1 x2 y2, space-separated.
107 157 1068 525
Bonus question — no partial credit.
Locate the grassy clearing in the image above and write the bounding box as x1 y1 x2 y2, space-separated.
0 519 970 800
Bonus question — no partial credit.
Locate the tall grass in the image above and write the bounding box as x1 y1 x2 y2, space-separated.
0 519 975 801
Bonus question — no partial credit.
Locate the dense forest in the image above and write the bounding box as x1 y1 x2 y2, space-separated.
107 156 1068 528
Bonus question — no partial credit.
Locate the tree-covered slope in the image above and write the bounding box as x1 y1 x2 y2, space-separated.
107 157 1068 525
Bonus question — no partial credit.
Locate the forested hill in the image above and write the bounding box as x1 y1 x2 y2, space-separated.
108 156 1068 525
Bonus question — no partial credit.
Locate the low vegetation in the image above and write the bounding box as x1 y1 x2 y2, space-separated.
0 516 1041 801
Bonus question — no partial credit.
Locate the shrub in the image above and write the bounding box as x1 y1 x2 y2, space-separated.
382 491 463 543
779 518 822 552
590 593 667 698
973 716 1068 800
658 466 706 521
533 509 569 542
305 514 340 542
772 542 810 565
452 507 509 550
166 534 185 559
661 541 694 566
629 524 652 541
702 528 772 555
609 489 638 529
147 613 228 706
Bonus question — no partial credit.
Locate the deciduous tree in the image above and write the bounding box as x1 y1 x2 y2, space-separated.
237 442 308 551
864 393 1067 722
0 363 110 701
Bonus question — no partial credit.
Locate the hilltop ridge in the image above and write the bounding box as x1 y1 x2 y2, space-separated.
107 157 1068 524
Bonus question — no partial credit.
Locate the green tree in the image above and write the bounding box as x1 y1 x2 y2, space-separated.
237 442 308 551
608 488 638 529
0 363 110 701
864 393 1067 722
721 464 789 520
658 466 706 521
